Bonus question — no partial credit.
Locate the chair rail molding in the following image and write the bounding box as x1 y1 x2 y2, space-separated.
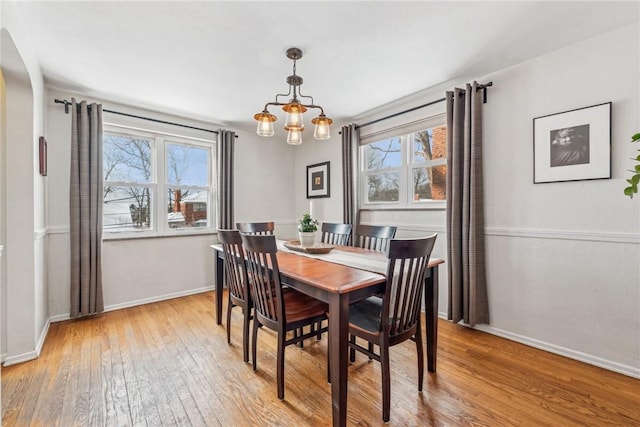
381 223 638 245
486 227 640 244
35 228 47 240
47 225 70 235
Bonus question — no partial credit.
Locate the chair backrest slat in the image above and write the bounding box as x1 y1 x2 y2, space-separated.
217 229 248 302
241 234 283 328
354 224 397 252
383 234 437 338
321 222 353 246
236 221 274 235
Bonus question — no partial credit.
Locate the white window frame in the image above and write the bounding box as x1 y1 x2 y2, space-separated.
103 123 216 239
359 114 447 210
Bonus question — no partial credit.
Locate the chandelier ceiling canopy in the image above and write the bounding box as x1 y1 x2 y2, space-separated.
254 47 333 145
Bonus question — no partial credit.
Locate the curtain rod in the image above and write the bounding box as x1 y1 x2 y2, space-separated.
54 99 221 135
355 81 493 130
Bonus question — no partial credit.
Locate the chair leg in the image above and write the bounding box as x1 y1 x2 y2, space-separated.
349 335 356 363
380 339 391 422
415 326 424 392
294 328 304 348
226 299 233 344
327 335 331 383
368 342 374 361
316 320 322 340
252 316 259 371
277 332 286 400
242 307 250 363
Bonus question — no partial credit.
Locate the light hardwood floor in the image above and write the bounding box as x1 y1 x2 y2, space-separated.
2 292 639 426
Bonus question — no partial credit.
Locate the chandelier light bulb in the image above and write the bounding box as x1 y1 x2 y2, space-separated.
312 114 333 140
253 110 277 137
283 102 306 130
286 127 302 145
254 47 332 145
314 122 330 140
256 119 275 137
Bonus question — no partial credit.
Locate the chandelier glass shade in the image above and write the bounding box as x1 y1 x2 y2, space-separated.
254 47 333 145
254 110 277 137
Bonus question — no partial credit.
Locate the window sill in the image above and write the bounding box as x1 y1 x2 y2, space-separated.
360 201 446 211
102 228 217 242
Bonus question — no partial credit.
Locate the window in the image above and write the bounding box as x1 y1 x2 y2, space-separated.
103 126 214 236
360 120 447 208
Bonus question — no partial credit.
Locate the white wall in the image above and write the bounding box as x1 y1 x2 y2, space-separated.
1 1 48 365
478 23 639 376
4 4 637 379
298 24 640 377
46 91 298 318
234 128 298 238
293 130 344 226
0 54 5 368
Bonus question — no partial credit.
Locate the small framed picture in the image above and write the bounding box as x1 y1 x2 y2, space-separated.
306 161 330 199
39 136 48 176
533 102 611 184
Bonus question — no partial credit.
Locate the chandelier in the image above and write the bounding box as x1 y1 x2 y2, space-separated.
254 47 333 145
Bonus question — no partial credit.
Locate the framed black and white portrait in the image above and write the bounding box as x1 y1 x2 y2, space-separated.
533 102 611 184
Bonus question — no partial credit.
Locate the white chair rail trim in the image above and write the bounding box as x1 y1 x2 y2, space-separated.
382 223 638 244
41 224 640 244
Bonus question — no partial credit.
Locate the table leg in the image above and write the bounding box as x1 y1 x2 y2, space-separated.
328 293 349 427
425 265 439 372
215 251 224 325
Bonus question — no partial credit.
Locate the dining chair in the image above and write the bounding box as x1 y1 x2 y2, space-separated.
302 222 353 344
236 221 274 235
240 233 329 400
217 229 252 363
320 222 352 246
354 224 397 252
348 234 437 422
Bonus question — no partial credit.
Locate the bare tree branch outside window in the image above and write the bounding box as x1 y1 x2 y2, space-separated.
103 134 152 229
363 126 447 205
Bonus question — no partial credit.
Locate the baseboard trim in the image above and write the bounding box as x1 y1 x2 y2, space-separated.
436 311 639 379
18 289 639 379
2 350 38 367
103 285 215 313
3 318 51 367
50 285 216 324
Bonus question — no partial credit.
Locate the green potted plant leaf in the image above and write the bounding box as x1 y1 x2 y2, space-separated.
298 213 319 247
624 133 640 198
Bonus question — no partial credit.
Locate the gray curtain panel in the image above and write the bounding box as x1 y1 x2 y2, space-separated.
341 124 359 245
446 82 490 327
70 99 104 318
217 129 235 230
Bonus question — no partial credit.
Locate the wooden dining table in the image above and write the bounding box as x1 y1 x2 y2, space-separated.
211 242 443 427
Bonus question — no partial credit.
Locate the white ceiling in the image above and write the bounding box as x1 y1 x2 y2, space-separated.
12 1 640 132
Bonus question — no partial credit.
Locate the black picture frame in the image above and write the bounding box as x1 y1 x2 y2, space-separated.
533 102 611 184
306 161 330 199
39 136 48 176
